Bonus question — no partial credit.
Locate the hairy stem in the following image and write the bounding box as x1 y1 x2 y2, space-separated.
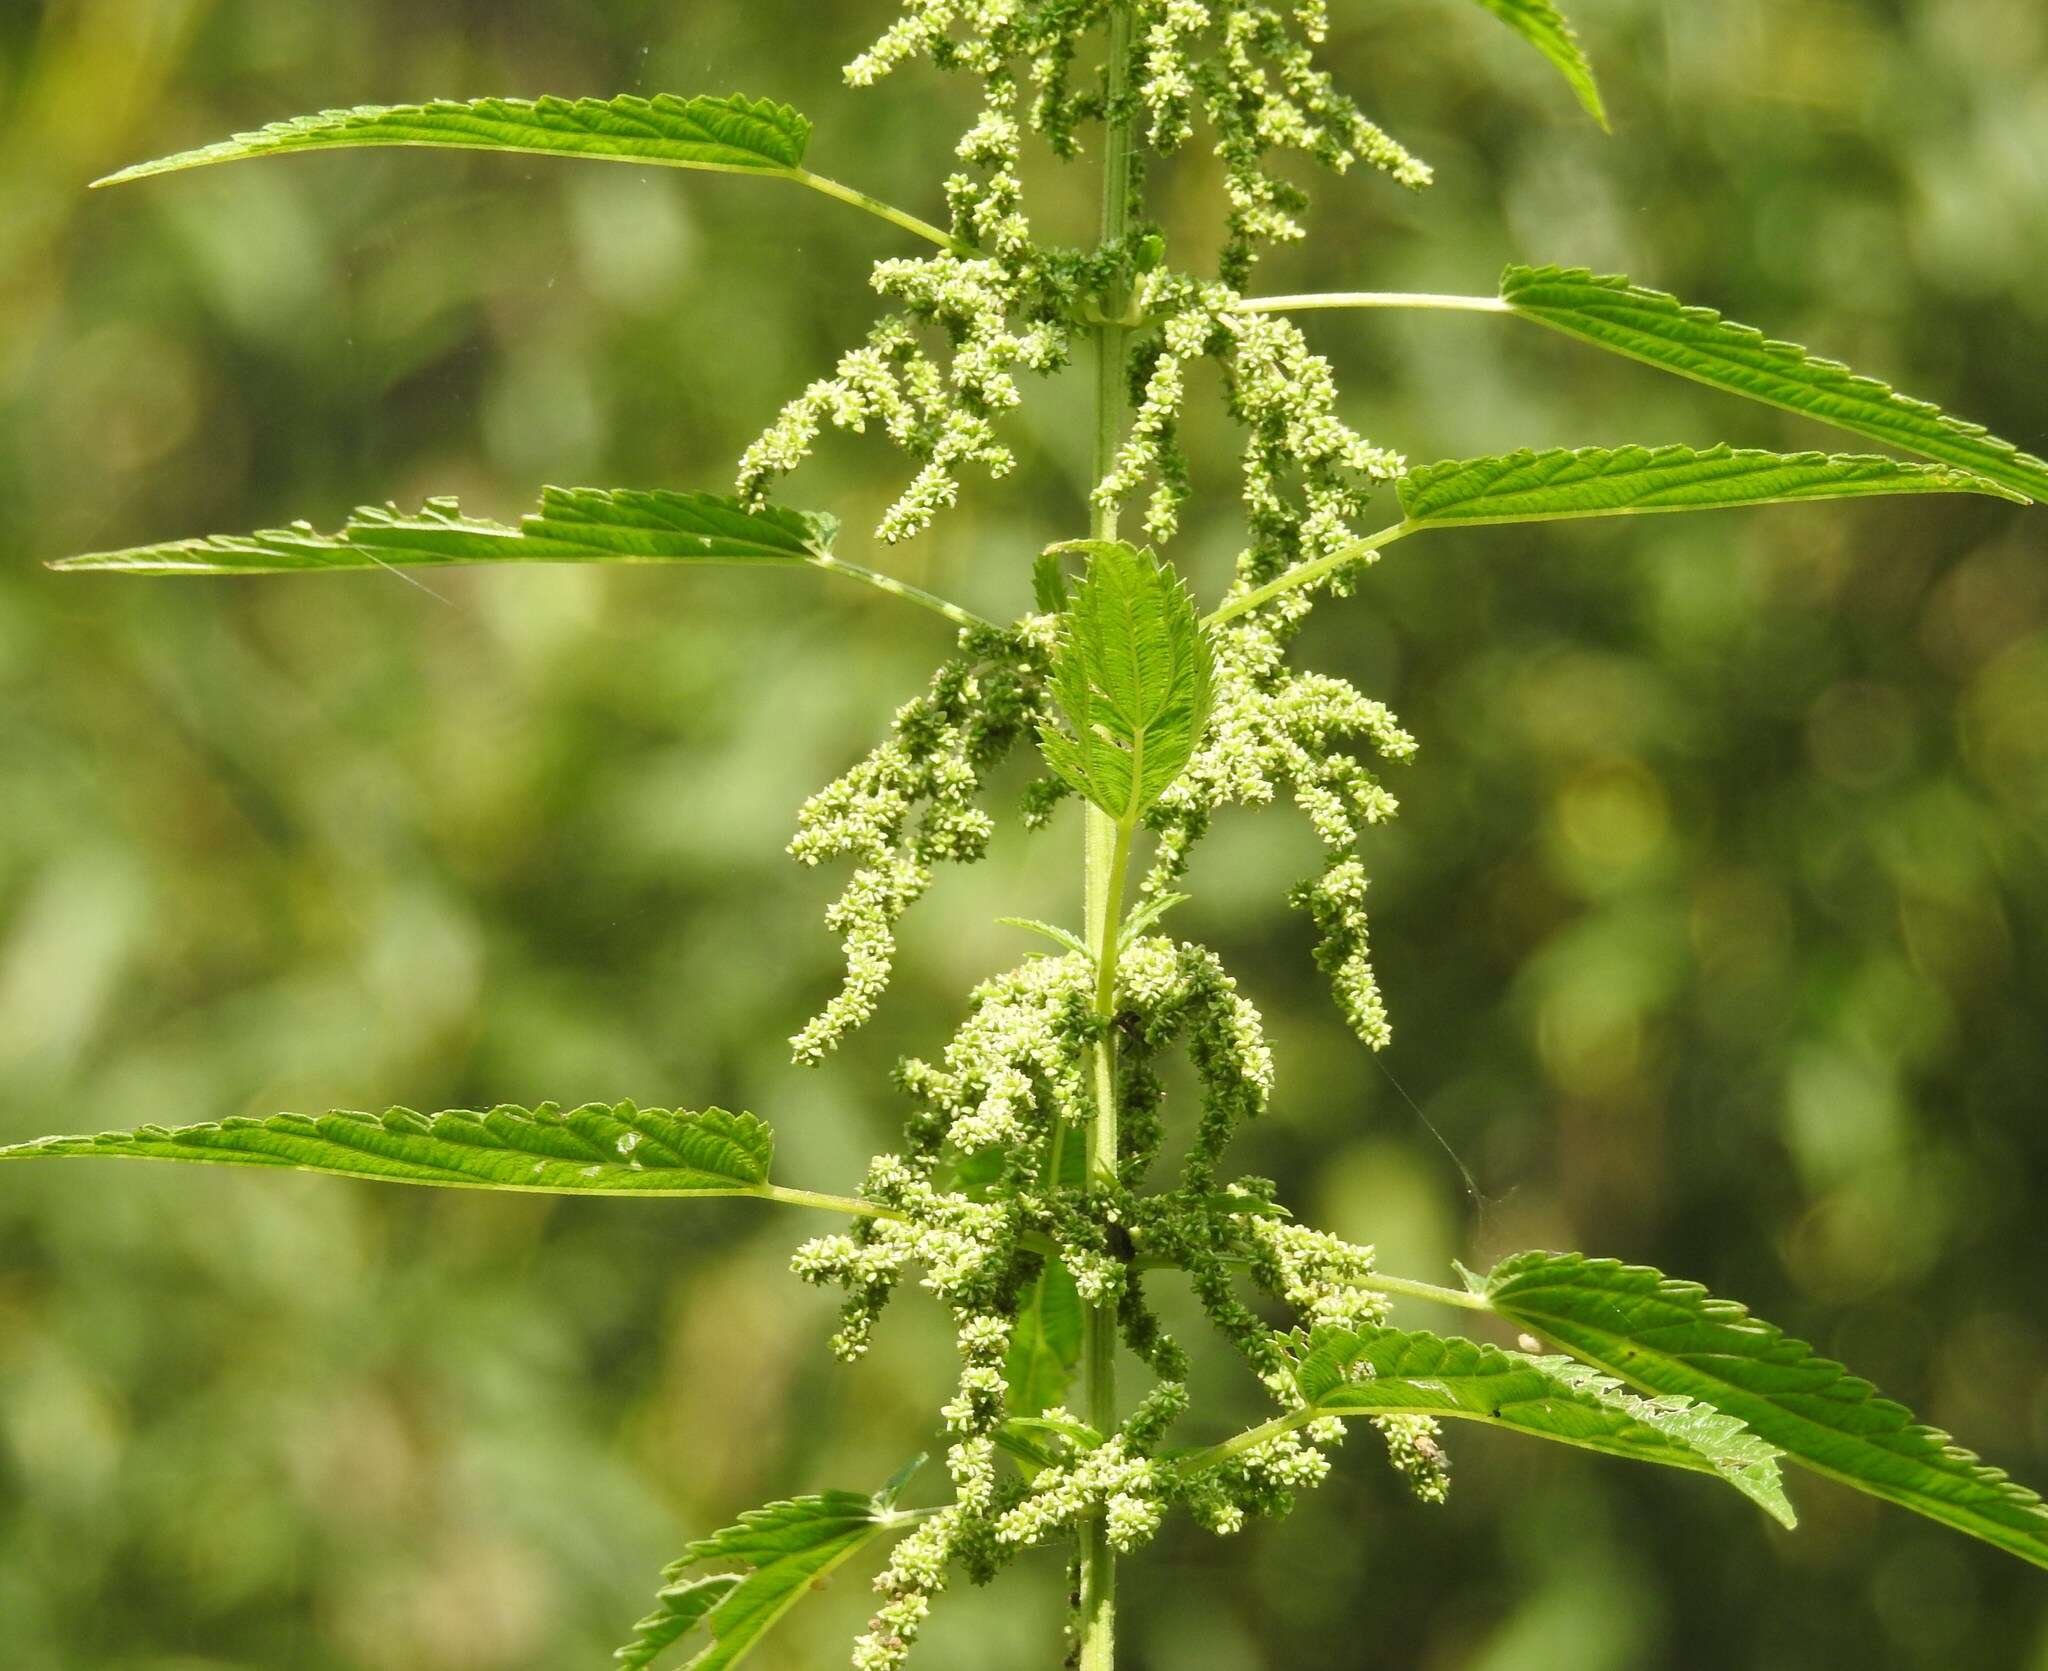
1177 1407 1321 1474
1353 1270 1493 1312
806 552 997 631
759 1183 907 1219
1093 821 1135 1024
788 167 961 250
1234 290 1509 315
1078 801 1123 1667
1205 519 1418 626
761 1184 1063 1259
1078 7 1137 1667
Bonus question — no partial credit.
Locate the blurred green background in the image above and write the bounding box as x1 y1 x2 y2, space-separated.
2 1 2045 1666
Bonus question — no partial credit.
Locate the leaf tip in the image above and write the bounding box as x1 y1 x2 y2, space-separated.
90 155 182 189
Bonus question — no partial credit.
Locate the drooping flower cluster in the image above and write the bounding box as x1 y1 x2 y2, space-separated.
787 622 1052 1064
855 1506 963 1671
790 911 1450 1666
742 5 1119 545
1132 1 1432 281
1097 271 1407 569
996 1432 1165 1551
1130 595 1416 1051
735 247 1091 545
1112 934 1273 1189
897 948 1096 1153
796 1145 1029 1670
1292 856 1392 1049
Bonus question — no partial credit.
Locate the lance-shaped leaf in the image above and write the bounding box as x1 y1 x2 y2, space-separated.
51 487 989 629
996 917 1092 959
0 1102 775 1196
1482 1252 2048 1568
50 488 835 574
1289 1327 1793 1526
618 1463 928 1671
1398 444 2022 528
1038 542 1215 827
1465 1 1607 128
1118 890 1190 950
1501 266 2048 503
97 92 810 187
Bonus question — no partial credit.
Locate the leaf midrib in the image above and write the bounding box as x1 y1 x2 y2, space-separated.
2 1141 777 1196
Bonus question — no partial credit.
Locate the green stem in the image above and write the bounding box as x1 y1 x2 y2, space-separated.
758 1183 906 1219
1078 8 1136 1667
1131 1253 1490 1317
787 167 961 251
1078 797 1124 1671
1233 290 1509 316
1204 519 1419 627
760 1184 1062 1258
1177 1407 1321 1474
1354 1270 1493 1312
1093 822 1134 1025
805 552 997 632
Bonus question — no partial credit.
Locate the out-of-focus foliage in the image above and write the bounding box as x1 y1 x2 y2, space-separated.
1 1 2044 1667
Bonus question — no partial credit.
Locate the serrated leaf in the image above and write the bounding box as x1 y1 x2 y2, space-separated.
51 487 835 575
993 1424 1064 1471
1005 1413 1105 1452
872 1454 929 1513
1295 1327 1793 1526
1118 891 1189 950
620 1474 924 1671
1484 1251 2048 1568
1466 0 1607 128
0 1102 774 1195
1502 266 2048 503
1006 1258 1085 1418
1038 542 1215 827
996 917 1091 959
98 92 810 188
617 1577 743 1671
1398 444 2022 528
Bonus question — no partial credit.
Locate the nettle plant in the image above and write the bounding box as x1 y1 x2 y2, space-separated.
11 3 2048 1667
